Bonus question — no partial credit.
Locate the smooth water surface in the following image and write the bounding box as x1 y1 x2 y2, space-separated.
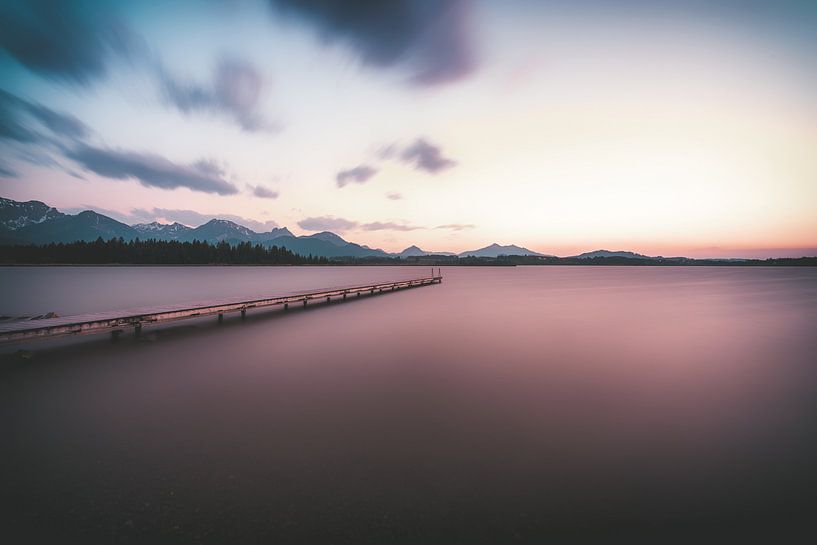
1 266 816 543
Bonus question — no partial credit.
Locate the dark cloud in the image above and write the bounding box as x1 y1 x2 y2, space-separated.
0 91 37 143
1 88 90 143
159 58 276 132
386 191 402 200
361 221 421 231
271 0 476 86
401 138 457 173
436 223 475 231
336 164 378 187
66 144 238 195
22 101 89 140
297 216 358 232
250 184 280 199
130 208 280 231
0 0 137 85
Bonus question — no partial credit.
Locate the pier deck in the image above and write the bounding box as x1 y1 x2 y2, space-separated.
0 274 442 344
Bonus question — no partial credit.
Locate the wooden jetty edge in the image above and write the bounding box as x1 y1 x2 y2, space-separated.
0 270 443 344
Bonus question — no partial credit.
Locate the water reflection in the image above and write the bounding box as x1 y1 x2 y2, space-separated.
2 266 816 543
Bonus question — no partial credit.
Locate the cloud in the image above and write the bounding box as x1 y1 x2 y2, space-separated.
297 216 359 232
0 88 93 176
159 58 276 132
249 184 280 199
0 0 138 85
0 161 18 178
23 101 90 140
1 88 89 143
386 191 402 200
297 216 422 232
129 207 280 232
401 138 457 173
66 144 239 195
336 164 378 187
271 0 476 86
0 93 37 143
436 223 475 231
361 221 421 231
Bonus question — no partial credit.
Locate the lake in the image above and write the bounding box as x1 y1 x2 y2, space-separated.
2 266 816 543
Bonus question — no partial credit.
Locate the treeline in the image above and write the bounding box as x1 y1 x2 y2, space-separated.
0 238 329 265
1 238 815 266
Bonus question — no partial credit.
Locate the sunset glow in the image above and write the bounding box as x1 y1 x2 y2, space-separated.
1 0 815 257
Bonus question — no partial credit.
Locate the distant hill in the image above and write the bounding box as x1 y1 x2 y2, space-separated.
2 196 558 259
305 231 348 246
8 196 740 262
458 243 548 258
271 235 389 258
398 245 456 257
571 249 655 260
399 245 428 257
10 210 138 244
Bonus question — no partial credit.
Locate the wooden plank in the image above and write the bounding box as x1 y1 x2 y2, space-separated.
0 275 442 344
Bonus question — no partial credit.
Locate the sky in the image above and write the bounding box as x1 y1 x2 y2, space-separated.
1 0 816 258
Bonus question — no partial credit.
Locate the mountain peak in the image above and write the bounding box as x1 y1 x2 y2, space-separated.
458 243 548 258
307 231 348 246
572 249 654 259
1 197 65 230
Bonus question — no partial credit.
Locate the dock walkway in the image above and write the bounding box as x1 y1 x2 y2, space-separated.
0 273 442 344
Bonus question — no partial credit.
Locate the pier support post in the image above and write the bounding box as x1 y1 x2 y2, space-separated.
241 309 246 320
343 292 347 299
326 296 330 303
134 323 142 338
284 303 289 310
218 313 224 323
303 299 307 307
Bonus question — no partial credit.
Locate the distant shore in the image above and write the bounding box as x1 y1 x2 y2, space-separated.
2 240 815 267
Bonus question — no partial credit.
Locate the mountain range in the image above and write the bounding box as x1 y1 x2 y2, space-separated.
459 243 550 258
570 249 654 260
1 197 658 260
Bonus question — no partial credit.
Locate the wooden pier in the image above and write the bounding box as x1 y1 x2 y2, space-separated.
0 273 442 344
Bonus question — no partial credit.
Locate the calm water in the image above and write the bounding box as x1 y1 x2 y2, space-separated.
1 266 816 544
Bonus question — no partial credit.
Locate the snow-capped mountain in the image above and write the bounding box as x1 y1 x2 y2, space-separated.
0 197 65 230
132 222 192 240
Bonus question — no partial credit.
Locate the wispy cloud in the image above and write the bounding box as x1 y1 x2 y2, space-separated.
1 88 90 143
66 144 239 195
297 216 422 232
336 164 378 188
361 221 421 231
386 191 402 200
0 160 17 178
249 184 280 199
436 223 475 231
158 57 277 133
270 0 476 87
298 216 359 232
